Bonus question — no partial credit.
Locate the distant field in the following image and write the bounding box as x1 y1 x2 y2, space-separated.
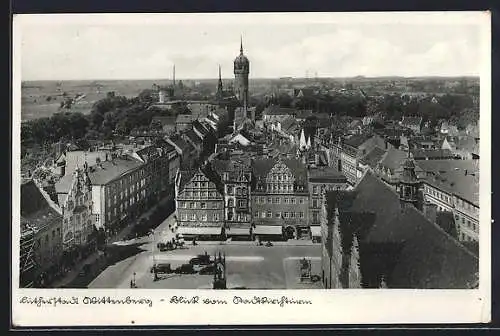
20 79 179 121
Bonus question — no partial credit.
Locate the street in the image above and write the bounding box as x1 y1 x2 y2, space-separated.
88 212 322 289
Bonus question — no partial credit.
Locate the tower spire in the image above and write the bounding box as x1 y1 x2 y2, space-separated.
173 64 176 86
240 35 243 54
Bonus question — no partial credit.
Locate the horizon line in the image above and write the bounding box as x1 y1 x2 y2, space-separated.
22 75 480 82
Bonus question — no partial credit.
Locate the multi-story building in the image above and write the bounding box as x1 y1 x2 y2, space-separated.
55 166 95 259
308 167 348 238
132 139 180 202
167 135 197 170
418 160 479 242
21 180 63 287
174 167 225 239
88 155 145 235
251 157 310 240
211 159 252 238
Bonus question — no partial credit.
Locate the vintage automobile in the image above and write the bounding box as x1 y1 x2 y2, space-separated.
150 263 172 274
189 253 212 266
174 263 195 274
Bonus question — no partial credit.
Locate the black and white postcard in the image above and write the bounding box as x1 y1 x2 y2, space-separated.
11 12 491 326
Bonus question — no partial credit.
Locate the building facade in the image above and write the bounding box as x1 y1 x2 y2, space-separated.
175 168 225 239
308 167 348 227
59 167 95 255
89 156 145 234
251 158 310 239
211 159 253 238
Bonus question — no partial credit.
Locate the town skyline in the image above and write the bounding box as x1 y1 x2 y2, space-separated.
17 13 483 81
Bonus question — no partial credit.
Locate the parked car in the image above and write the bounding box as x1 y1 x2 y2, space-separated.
198 263 216 275
152 263 172 274
189 254 212 266
175 263 195 274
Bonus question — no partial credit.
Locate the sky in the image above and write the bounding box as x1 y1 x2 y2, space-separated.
16 13 487 81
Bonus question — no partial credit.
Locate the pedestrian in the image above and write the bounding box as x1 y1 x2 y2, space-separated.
130 279 134 288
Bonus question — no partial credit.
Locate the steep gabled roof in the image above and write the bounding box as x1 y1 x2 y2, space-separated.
21 180 62 232
325 170 479 289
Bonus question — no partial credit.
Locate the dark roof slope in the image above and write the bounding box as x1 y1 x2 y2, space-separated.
88 157 143 185
21 180 62 231
325 171 479 289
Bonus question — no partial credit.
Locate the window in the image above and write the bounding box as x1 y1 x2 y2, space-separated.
267 211 272 218
313 186 318 194
189 202 195 209
284 212 289 218
228 199 234 207
299 199 304 204
201 214 208 221
275 212 281 218
260 197 265 204
227 186 233 195
462 218 465 225
213 213 220 221
467 220 471 228
236 188 241 195
284 198 289 204
190 214 196 221
276 197 281 204
291 198 297 204
201 202 206 209
261 212 266 218
194 191 200 197
313 199 318 208
254 211 259 218
238 200 246 208
290 212 296 218
202 191 208 198
299 212 304 218
267 197 272 204
227 212 234 220
202 182 207 188
181 214 188 221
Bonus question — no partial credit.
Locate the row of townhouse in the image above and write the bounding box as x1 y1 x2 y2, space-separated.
174 154 349 242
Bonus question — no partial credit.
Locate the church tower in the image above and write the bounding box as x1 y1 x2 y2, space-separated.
398 151 420 208
233 36 250 110
216 65 224 101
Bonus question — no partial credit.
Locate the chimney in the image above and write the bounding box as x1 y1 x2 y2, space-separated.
423 202 437 224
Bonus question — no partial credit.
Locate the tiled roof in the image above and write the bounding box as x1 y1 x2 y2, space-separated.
262 106 297 116
360 146 387 167
280 116 297 132
411 149 454 159
168 135 193 154
417 160 479 206
178 170 196 191
401 116 423 127
309 166 347 183
88 157 143 185
184 129 203 145
379 147 408 172
343 134 371 148
176 114 194 124
295 110 314 120
151 116 176 126
64 151 108 176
